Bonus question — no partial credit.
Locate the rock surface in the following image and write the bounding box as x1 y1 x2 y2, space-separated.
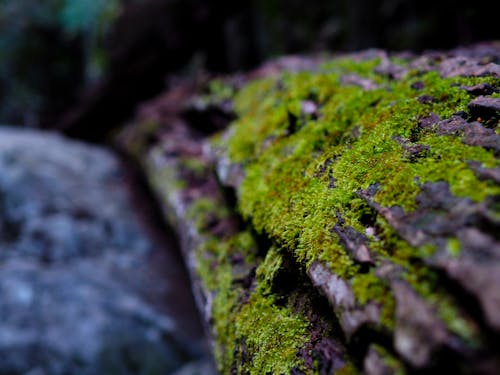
0 127 213 375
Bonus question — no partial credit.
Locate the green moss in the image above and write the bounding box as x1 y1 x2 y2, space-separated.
232 247 310 374
135 53 500 374
446 238 461 258
218 57 499 354
225 58 499 271
195 238 239 369
189 197 311 373
438 298 479 346
196 240 311 374
235 291 309 374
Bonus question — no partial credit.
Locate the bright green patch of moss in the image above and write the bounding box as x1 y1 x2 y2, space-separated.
226 58 499 267
446 238 461 258
235 291 309 374
198 241 310 374
232 247 310 374
221 57 499 349
189 197 311 373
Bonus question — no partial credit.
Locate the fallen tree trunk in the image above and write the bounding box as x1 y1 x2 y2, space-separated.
118 43 500 374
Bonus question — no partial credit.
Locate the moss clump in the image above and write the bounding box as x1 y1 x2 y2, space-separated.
190 197 312 374
234 295 308 374
235 249 310 373
199 241 311 374
221 57 499 348
126 51 500 373
228 66 499 277
227 57 499 257
446 237 461 258
145 138 318 372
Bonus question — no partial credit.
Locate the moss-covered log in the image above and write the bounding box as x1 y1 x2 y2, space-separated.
118 43 500 374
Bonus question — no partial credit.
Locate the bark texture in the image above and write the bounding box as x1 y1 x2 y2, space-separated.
118 42 500 374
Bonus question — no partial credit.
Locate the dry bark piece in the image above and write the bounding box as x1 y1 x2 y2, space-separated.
358 181 500 333
439 57 500 77
393 136 430 161
468 161 500 183
331 222 373 264
308 262 381 337
392 280 449 368
340 74 380 90
364 345 405 375
462 121 500 154
468 96 500 119
417 112 442 130
461 83 498 96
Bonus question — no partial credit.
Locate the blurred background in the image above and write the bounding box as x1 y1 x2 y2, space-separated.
0 1 499 374
1 0 499 136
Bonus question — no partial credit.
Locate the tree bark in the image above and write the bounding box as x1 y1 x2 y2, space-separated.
118 43 500 374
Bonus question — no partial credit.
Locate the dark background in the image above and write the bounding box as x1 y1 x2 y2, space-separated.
1 0 499 138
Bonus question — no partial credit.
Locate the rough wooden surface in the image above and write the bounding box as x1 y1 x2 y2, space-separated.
118 43 500 374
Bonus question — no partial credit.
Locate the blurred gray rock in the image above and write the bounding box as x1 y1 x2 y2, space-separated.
0 126 211 375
